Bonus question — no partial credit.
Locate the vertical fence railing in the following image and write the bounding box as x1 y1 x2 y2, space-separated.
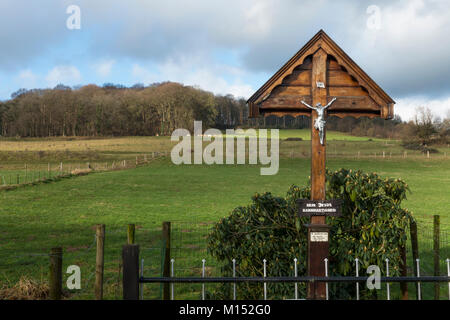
447 259 450 300
170 259 175 300
263 259 267 300
162 221 171 300
232 259 236 300
294 258 298 300
416 259 421 300
355 258 359 301
202 259 206 300
385 258 390 300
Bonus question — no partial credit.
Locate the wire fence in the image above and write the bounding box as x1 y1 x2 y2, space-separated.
1 219 449 300
0 152 169 189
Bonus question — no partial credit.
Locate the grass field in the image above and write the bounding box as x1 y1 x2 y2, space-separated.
0 130 449 300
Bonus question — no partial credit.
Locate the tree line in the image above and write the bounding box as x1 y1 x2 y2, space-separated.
0 82 247 137
0 82 448 145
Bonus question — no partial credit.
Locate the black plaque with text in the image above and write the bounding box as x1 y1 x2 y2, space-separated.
297 199 342 217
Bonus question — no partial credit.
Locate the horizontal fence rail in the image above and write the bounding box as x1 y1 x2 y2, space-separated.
140 276 450 283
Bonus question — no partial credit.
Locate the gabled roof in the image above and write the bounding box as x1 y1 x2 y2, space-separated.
247 30 395 119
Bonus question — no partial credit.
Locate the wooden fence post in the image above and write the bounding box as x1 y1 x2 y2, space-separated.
127 224 135 244
122 244 140 300
49 247 63 300
95 224 105 300
434 215 440 300
410 220 419 298
399 244 408 300
162 221 171 300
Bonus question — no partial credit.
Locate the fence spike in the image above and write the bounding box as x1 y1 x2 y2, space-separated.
202 259 206 300
355 258 359 301
263 259 267 300
416 258 421 300
446 258 449 301
385 258 390 300
232 259 236 300
171 259 175 300
294 258 298 300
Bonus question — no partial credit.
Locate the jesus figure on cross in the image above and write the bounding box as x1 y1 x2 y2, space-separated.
301 97 337 145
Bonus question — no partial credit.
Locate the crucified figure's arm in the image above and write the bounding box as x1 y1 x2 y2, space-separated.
300 100 316 110
323 97 337 109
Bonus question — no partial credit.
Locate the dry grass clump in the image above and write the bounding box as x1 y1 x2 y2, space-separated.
70 168 93 175
0 277 49 300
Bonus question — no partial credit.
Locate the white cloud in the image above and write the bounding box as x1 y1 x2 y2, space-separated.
132 57 254 99
93 59 115 77
395 96 450 121
355 0 450 97
131 63 158 84
243 1 274 39
45 65 82 87
15 69 38 88
1 0 450 102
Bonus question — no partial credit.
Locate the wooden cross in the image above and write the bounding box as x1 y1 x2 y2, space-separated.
247 30 395 299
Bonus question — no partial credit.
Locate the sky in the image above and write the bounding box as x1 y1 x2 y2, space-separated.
0 0 449 121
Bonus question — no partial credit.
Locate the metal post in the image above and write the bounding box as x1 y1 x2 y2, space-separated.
232 259 236 300
385 258 390 300
122 244 139 300
140 259 144 300
324 258 329 300
416 259 421 300
162 221 171 300
263 259 267 300
171 259 175 300
294 258 298 300
202 259 206 300
410 220 419 296
355 258 359 300
447 258 450 300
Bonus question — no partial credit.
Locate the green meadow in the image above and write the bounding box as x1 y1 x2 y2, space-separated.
0 130 449 299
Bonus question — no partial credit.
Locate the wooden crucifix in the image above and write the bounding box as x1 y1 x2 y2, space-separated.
247 30 395 299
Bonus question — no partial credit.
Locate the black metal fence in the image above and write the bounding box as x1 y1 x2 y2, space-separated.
123 243 450 301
